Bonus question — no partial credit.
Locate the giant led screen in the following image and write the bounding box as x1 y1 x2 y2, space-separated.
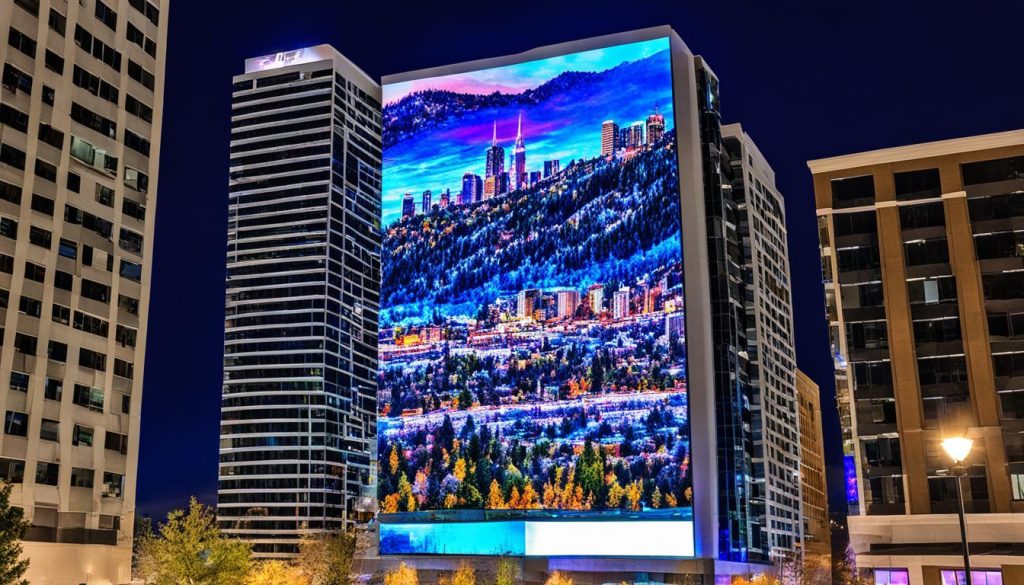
379 37 692 556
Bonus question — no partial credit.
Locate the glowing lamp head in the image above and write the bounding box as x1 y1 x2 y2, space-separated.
942 437 974 464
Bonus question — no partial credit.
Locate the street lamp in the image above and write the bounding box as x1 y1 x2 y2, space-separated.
941 437 974 585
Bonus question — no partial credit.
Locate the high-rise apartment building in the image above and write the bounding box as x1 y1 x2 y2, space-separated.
710 122 802 562
600 120 618 156
810 129 1024 584
219 45 382 558
0 0 166 582
796 369 831 567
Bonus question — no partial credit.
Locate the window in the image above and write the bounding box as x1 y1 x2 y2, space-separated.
853 360 893 388
0 143 27 170
41 85 54 105
120 260 142 282
0 216 17 239
831 175 875 208
962 156 1024 186
14 0 40 17
47 340 67 362
118 294 139 316
31 194 54 217
8 28 37 58
873 569 910 585
49 9 67 36
54 270 73 291
67 171 81 193
9 372 29 392
35 462 59 486
104 431 127 454
918 355 969 385
119 228 143 253
94 0 117 30
124 166 148 192
29 225 51 249
71 65 118 104
70 135 96 165
34 158 58 182
38 124 64 150
121 394 131 414
72 425 93 446
18 295 41 317
114 358 134 380
0 254 11 274
1012 472 1024 501
908 276 957 305
73 25 122 72
73 384 104 411
14 332 37 355
73 311 109 337
81 279 111 304
899 202 945 230
58 238 76 259
44 378 62 401
904 238 950 266
127 60 155 90
4 411 27 436
125 94 153 123
70 102 116 138
96 184 114 207
51 301 70 325
0 180 21 205
102 472 124 498
939 569 1003 585
24 262 46 282
129 0 160 25
39 419 59 442
0 104 29 133
71 467 94 488
44 49 64 74
123 199 146 222
116 325 137 347
836 244 880 272
0 459 25 483
124 129 150 156
79 348 107 372
1 64 32 95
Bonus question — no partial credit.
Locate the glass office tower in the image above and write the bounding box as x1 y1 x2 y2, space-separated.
219 46 381 558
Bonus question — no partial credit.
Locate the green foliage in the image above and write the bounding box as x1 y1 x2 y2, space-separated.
494 558 520 585
298 531 356 585
137 497 251 585
0 481 29 585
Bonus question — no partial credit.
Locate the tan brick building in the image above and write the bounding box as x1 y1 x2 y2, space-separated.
810 130 1024 585
796 369 831 570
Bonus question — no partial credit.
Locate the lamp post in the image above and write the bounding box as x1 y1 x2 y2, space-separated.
942 437 974 585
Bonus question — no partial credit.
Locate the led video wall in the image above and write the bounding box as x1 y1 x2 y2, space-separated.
378 36 693 556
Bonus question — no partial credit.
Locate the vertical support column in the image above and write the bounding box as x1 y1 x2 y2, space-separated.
874 173 931 514
943 190 1012 513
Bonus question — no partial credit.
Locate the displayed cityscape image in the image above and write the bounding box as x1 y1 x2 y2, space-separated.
378 37 692 523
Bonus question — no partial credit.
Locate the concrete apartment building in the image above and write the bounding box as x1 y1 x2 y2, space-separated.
714 122 803 562
796 369 831 568
219 46 382 558
811 129 1024 584
0 0 167 582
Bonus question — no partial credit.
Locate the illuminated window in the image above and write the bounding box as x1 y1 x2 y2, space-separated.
939 569 1003 585
874 569 909 585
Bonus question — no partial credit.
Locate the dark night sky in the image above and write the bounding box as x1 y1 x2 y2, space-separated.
137 0 1024 521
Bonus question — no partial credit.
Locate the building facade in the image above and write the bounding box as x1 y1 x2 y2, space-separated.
0 0 167 582
219 45 382 558
724 123 803 561
810 129 1024 584
796 369 831 567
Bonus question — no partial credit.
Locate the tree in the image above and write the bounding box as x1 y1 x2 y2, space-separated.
384 563 418 585
494 558 520 585
439 564 475 585
0 481 29 585
544 571 574 585
246 561 308 585
137 497 251 585
298 532 356 585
